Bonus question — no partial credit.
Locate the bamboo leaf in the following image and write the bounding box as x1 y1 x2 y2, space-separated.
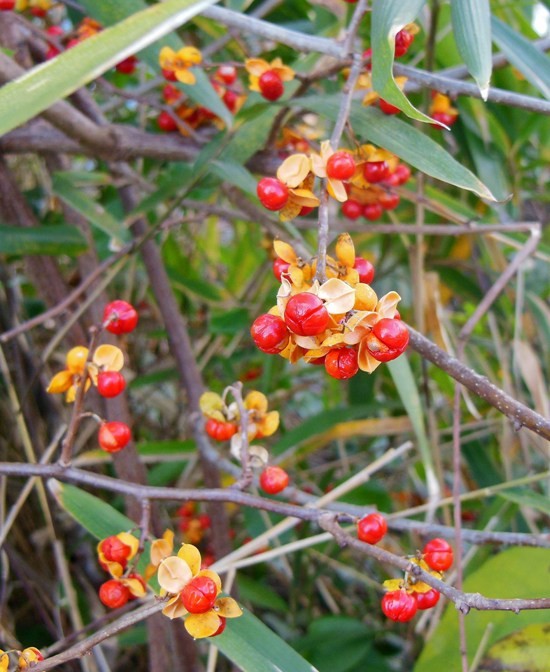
370 0 431 123
451 0 492 99
0 0 220 136
0 224 87 256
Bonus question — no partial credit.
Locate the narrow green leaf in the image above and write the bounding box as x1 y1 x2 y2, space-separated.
0 224 87 256
498 488 550 516
451 0 492 99
491 16 550 99
371 0 431 123
0 0 219 136
211 160 257 195
290 97 497 200
52 172 129 245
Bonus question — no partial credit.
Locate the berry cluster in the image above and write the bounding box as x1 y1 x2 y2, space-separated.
97 533 146 609
251 234 409 379
176 501 212 548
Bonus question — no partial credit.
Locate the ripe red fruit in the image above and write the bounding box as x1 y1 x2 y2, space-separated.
250 313 289 354
326 151 356 181
162 84 182 104
205 418 238 442
357 512 388 544
257 177 289 211
211 616 227 636
223 89 239 113
30 6 47 16
103 300 138 334
394 29 414 57
379 191 400 210
415 588 440 610
363 203 383 221
381 590 418 622
181 576 218 613
432 111 458 128
97 371 126 398
216 64 237 85
260 466 289 494
98 421 132 453
99 580 131 609
284 293 329 336
353 257 375 284
258 70 284 101
423 538 453 572
379 98 400 115
366 318 409 362
99 535 132 564
162 68 178 81
394 164 411 185
342 199 363 220
324 348 359 380
273 257 290 281
157 110 178 132
0 1 16 10
116 56 138 75
363 161 390 183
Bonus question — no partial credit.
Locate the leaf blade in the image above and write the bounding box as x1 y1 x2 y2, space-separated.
451 0 492 99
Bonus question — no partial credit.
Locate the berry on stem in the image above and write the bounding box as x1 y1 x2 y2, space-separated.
97 371 126 398
324 348 359 380
284 293 329 336
415 589 440 610
250 313 289 354
257 177 289 211
99 580 131 609
211 616 227 636
423 538 453 572
98 421 132 453
99 535 132 564
157 111 178 132
116 56 138 75
363 203 383 221
260 466 289 494
0 1 16 10
273 257 290 281
366 318 409 362
363 161 390 183
381 589 417 622
379 192 400 211
205 418 238 442
103 300 138 334
258 70 284 101
353 257 375 284
357 512 387 544
342 199 363 220
181 576 218 613
326 151 356 181
378 98 400 115
216 64 237 85
394 29 414 57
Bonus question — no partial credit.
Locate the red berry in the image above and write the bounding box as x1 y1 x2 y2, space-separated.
211 616 227 637
326 151 356 181
250 313 289 354
415 589 440 610
273 257 290 282
197 513 211 530
379 191 400 210
98 421 131 453
395 29 414 57
257 177 289 211
381 590 417 622
0 1 16 10
342 199 363 220
362 48 372 72
363 203 383 221
366 318 409 362
258 70 284 101
205 418 238 442
363 161 390 183
103 300 138 334
46 25 64 36
97 371 126 398
99 580 131 609
99 535 132 564
379 98 400 115
353 257 375 284
157 110 178 132
259 466 289 494
162 68 178 81
181 576 218 613
216 64 237 85
357 512 387 544
30 6 47 16
423 538 453 572
299 205 314 217
284 293 329 336
162 84 182 104
223 89 239 113
324 348 358 380
116 56 137 75
432 111 458 128
394 164 411 185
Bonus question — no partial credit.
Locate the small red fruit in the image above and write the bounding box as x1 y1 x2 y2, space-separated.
423 538 453 572
342 199 363 220
250 313 289 354
357 512 387 544
98 421 132 453
379 98 400 115
394 164 411 185
205 418 238 442
157 110 178 132
257 177 289 211
394 29 414 57
353 257 375 284
216 64 237 85
30 6 47 16
326 151 356 181
324 348 358 380
381 589 418 622
99 535 132 564
363 161 390 183
181 576 218 613
432 111 458 128
116 56 138 75
260 466 289 494
258 70 284 101
379 191 400 210
415 589 440 610
162 84 182 104
103 300 138 334
0 1 16 10
223 89 239 113
366 318 409 362
99 580 131 609
162 68 178 81
211 616 227 636
273 257 290 281
284 292 329 336
97 371 126 398
363 202 383 221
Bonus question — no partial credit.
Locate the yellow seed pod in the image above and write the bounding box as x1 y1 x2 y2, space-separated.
244 390 268 414
65 346 89 374
354 283 378 311
335 233 356 268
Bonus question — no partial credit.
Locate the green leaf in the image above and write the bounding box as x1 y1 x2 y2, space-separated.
290 98 497 200
371 0 431 123
451 0 492 99
0 0 220 136
209 307 250 335
479 623 550 672
414 548 550 672
498 488 550 516
211 160 258 195
0 225 87 256
237 575 289 612
491 16 550 100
